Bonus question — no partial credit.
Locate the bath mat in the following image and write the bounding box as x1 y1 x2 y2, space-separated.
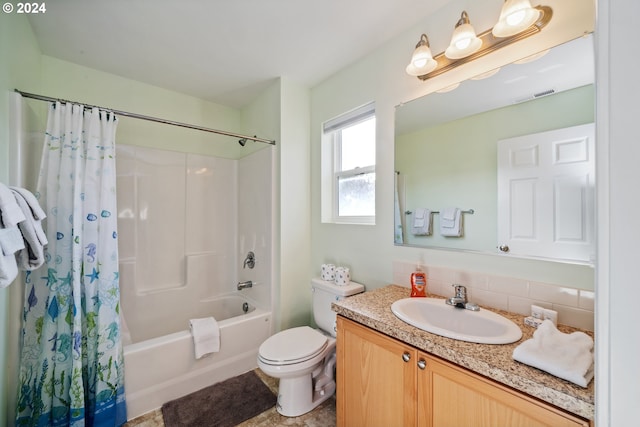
161 370 276 427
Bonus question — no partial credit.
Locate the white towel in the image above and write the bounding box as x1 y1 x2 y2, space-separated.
0 227 25 288
10 188 48 270
440 207 463 237
189 317 220 359
0 183 25 227
512 319 594 387
411 208 432 236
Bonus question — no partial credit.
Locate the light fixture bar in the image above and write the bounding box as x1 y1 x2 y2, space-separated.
417 5 552 81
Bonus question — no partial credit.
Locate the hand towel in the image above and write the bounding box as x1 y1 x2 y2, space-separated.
411 208 432 236
190 317 220 359
512 319 594 387
10 186 46 220
0 183 25 227
0 227 25 288
440 207 463 237
10 188 48 270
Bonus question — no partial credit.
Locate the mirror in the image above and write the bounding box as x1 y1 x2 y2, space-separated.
394 35 595 263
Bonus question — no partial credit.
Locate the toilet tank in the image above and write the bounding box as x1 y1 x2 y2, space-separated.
311 278 364 337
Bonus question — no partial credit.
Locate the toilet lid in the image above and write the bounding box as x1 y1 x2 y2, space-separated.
259 326 328 364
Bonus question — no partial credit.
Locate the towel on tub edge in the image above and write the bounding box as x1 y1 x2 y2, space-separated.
189 317 220 359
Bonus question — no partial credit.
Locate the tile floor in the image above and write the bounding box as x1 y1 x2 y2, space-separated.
124 369 336 427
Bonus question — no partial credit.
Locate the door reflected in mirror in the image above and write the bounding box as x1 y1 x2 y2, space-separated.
394 35 595 264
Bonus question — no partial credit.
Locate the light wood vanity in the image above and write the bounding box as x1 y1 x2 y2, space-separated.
333 285 594 427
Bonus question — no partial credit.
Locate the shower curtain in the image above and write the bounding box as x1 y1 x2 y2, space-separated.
15 102 127 426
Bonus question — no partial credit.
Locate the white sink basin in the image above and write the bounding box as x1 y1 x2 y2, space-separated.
390 298 522 344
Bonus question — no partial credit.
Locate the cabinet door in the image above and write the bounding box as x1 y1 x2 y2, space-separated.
337 316 417 427
418 353 589 427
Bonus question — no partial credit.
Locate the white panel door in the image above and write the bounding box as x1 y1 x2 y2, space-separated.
497 123 595 263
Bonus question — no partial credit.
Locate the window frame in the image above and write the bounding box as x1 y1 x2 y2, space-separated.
322 102 376 225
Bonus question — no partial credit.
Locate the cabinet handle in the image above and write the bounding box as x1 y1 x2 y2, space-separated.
417 359 427 370
402 352 411 363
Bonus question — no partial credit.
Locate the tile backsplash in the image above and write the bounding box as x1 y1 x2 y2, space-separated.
392 260 594 331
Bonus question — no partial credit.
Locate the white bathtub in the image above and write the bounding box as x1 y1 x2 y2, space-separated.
123 294 272 419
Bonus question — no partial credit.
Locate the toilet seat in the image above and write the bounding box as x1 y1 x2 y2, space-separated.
258 326 328 366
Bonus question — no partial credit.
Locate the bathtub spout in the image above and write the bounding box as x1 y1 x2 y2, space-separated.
237 280 253 290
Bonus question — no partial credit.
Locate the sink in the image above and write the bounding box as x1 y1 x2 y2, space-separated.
390 298 522 344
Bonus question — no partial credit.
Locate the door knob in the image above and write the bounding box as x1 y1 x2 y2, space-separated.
498 244 510 252
417 359 427 370
402 352 411 363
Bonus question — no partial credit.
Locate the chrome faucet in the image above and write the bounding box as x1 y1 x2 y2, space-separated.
243 251 255 269
237 280 253 290
445 284 479 311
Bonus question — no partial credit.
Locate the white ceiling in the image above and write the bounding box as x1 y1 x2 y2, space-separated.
27 0 452 108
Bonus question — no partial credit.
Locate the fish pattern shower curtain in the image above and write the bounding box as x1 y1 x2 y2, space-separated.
15 102 127 426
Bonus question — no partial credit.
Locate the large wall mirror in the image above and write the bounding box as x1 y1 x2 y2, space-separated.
394 34 595 264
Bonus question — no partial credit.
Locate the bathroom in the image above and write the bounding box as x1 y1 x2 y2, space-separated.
0 0 638 426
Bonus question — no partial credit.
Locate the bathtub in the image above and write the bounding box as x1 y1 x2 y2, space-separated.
123 294 272 419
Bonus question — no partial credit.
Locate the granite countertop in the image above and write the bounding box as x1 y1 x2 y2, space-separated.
332 284 594 420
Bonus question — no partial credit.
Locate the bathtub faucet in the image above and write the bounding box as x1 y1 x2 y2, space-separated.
237 280 253 290
243 251 255 269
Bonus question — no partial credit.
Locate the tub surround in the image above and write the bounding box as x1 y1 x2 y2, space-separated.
332 285 594 420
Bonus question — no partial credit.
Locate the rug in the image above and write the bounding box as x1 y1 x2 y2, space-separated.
161 370 276 427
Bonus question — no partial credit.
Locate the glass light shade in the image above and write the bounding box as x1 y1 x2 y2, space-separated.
435 82 460 93
470 68 501 80
492 0 541 38
513 48 550 64
445 23 482 59
406 36 438 76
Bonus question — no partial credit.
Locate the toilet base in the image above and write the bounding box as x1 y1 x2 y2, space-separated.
276 374 335 417
274 353 337 417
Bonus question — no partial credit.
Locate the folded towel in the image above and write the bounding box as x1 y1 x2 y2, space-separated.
10 186 46 220
0 183 25 227
189 317 220 359
411 208 432 236
10 188 47 270
513 319 594 387
0 227 25 288
440 207 463 237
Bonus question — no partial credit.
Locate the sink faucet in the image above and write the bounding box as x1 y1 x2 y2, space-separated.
237 280 253 290
445 285 479 311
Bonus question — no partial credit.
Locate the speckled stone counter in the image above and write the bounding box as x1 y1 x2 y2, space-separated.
332 285 594 420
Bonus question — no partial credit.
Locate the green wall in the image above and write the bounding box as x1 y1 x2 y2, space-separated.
0 13 43 426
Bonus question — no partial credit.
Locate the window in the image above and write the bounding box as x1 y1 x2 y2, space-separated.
321 103 376 224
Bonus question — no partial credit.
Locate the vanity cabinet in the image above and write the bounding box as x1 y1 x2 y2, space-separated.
336 316 590 427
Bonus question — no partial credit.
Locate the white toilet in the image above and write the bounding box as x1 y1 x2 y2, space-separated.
257 278 364 417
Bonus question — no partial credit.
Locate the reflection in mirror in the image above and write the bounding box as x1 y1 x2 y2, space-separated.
394 35 595 264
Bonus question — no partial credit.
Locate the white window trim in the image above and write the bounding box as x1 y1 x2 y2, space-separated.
321 102 376 225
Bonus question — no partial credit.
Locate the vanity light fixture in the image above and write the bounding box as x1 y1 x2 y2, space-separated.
407 4 552 81
405 34 438 76
445 11 482 59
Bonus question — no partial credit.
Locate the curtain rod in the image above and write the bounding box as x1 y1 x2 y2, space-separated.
14 89 276 146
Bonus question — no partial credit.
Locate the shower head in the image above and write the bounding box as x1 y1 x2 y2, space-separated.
238 138 247 147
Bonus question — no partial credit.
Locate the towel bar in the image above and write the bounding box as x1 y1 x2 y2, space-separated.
404 209 474 215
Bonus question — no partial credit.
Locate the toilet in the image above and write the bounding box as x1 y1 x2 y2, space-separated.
257 278 364 417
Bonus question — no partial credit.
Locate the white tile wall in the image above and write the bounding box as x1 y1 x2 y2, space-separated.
392 260 594 331
115 145 273 343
